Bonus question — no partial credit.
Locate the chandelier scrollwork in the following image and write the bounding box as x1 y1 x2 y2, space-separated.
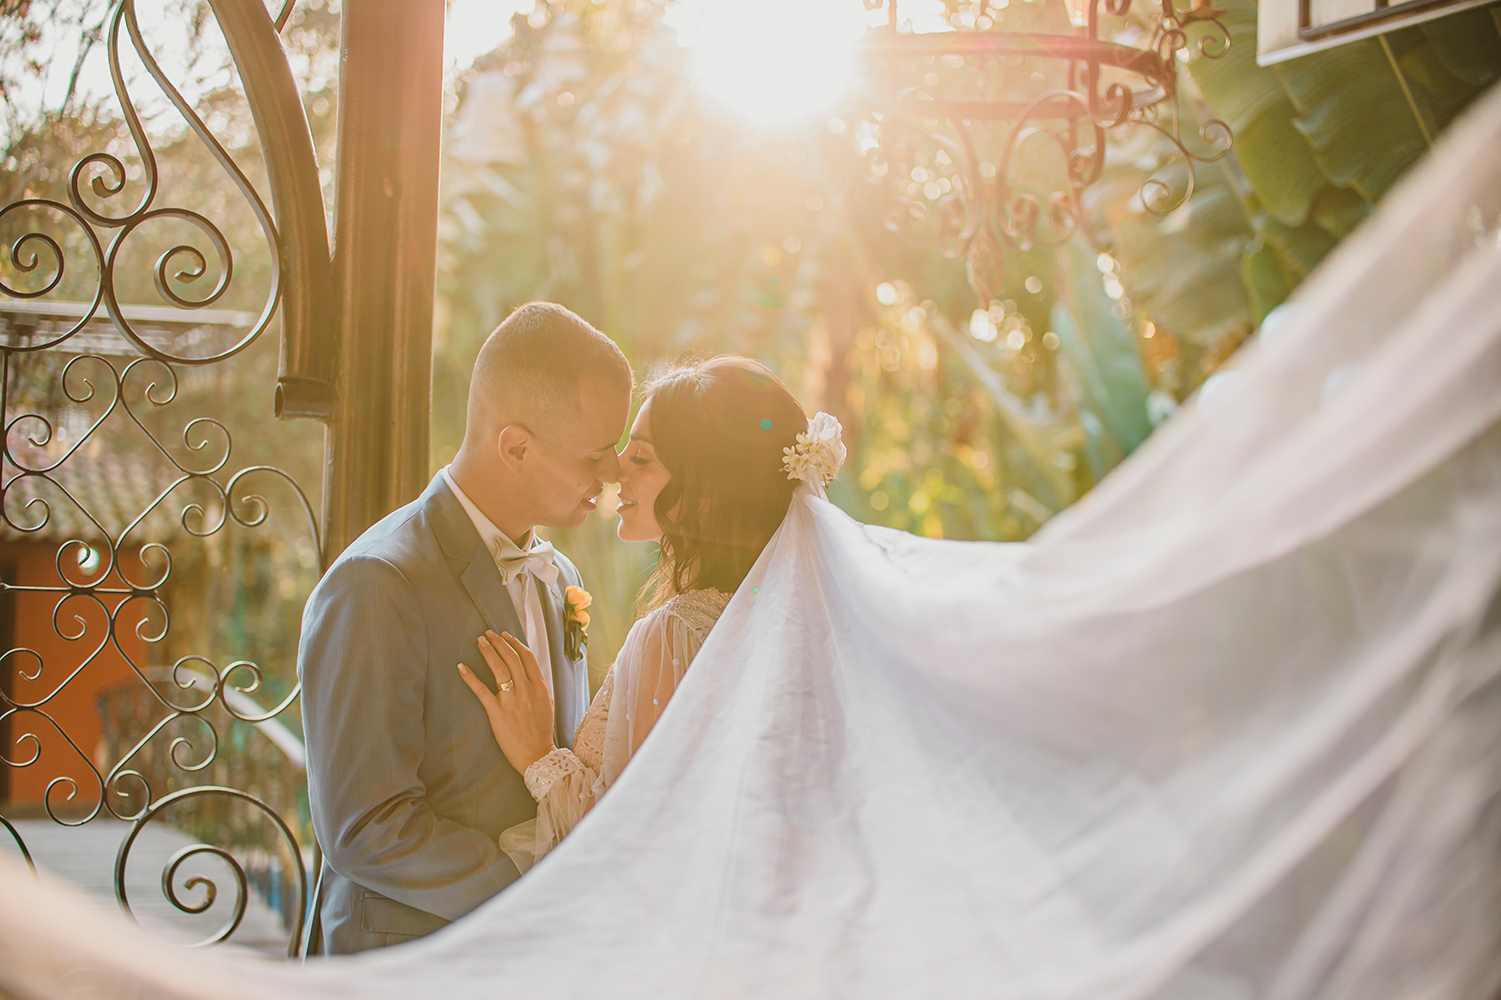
856 0 1234 303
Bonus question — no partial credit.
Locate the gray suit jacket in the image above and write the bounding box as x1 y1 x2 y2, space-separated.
297 472 590 954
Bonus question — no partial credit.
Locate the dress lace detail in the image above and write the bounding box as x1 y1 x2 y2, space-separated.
523 747 583 802
572 670 612 771
659 588 731 635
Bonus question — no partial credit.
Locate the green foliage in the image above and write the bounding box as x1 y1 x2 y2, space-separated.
1051 238 1153 477
6 0 1494 678
1186 4 1326 229
1 0 110 144
1 0 342 312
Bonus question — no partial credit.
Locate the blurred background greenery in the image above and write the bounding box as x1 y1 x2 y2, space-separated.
426 0 1499 675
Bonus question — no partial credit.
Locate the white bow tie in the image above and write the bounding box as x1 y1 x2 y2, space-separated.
494 538 560 588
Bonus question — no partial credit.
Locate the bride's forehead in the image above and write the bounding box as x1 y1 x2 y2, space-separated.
629 400 653 437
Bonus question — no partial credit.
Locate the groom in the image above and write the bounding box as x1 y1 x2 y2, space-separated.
298 302 632 953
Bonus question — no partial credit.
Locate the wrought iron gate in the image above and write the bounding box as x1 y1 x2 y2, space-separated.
0 0 444 957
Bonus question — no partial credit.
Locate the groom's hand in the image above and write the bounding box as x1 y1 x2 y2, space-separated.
458 630 557 775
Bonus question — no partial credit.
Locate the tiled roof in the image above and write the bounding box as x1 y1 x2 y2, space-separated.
2 445 185 545
1 301 257 548
0 299 258 360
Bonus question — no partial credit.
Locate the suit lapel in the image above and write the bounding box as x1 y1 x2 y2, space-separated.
538 578 576 748
460 552 525 681
426 472 583 740
426 473 525 690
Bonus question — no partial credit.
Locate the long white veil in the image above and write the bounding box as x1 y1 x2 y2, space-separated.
4 83 1500 1000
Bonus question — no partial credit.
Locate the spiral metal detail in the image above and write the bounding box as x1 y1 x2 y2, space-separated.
2 0 284 366
0 813 36 874
115 786 307 955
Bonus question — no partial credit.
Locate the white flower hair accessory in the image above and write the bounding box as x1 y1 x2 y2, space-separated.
782 411 847 486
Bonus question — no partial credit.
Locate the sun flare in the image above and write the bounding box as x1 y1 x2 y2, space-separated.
669 0 868 125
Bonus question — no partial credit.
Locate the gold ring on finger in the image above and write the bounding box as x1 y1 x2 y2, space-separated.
499 679 515 692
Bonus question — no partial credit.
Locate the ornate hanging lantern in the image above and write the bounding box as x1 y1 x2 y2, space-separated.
854 0 1234 305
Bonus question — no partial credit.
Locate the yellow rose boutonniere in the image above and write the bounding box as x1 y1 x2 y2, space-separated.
564 585 591 659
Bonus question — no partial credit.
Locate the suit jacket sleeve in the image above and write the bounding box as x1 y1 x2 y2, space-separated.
299 554 516 920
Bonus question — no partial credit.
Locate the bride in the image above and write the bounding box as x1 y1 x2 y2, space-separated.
456 355 834 868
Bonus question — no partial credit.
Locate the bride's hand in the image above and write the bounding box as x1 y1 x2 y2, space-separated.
457 630 557 774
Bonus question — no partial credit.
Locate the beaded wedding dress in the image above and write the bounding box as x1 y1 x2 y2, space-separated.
3 83 1501 1000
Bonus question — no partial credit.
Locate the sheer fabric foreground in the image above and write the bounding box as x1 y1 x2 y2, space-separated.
4 84 1501 1000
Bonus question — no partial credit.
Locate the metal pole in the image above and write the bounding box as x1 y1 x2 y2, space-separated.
209 0 338 425
323 0 445 560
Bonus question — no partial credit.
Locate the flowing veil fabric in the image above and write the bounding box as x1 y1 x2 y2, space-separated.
4 84 1501 1000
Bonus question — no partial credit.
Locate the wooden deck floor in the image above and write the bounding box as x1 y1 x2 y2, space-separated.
2 818 294 956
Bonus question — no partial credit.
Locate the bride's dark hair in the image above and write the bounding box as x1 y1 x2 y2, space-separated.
640 356 808 610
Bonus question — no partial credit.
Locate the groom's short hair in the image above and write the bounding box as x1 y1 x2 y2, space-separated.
467 302 632 440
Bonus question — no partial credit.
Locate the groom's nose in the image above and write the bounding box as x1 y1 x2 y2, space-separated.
598 447 622 483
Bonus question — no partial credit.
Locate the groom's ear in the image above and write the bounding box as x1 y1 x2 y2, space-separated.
497 425 531 471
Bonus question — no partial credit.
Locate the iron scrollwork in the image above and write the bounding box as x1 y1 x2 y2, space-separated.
2 0 283 364
1 812 36 873
857 0 1234 303
115 785 307 954
1 0 325 956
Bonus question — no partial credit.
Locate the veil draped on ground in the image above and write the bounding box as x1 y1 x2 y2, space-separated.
4 84 1500 1000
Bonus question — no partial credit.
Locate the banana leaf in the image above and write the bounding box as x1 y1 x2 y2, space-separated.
1051 238 1153 471
1419 7 1501 87
1278 40 1433 201
1187 2 1328 228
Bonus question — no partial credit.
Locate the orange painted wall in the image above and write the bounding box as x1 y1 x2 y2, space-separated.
2 541 148 811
